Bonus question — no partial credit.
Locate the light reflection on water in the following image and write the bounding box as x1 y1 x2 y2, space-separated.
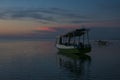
0 40 120 80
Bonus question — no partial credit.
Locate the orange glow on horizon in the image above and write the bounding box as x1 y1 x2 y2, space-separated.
35 27 56 32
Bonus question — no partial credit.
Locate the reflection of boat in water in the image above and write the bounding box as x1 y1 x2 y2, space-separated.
57 51 91 79
56 28 91 53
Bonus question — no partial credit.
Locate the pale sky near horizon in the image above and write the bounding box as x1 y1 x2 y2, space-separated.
0 0 120 39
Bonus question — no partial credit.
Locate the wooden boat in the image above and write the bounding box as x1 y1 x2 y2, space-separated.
56 28 91 53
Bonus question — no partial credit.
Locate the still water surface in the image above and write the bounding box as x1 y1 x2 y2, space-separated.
0 40 120 80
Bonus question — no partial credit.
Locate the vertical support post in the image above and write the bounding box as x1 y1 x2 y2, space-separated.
68 37 71 45
87 30 90 45
59 36 62 44
73 32 75 45
83 34 84 45
79 36 80 43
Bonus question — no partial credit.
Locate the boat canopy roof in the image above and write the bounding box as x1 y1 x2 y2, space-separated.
60 28 89 37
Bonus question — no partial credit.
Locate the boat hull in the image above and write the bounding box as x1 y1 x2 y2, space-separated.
57 46 91 54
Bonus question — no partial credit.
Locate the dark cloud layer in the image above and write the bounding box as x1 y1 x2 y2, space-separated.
0 8 90 24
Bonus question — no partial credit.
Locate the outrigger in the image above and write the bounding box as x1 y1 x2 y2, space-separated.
56 28 91 53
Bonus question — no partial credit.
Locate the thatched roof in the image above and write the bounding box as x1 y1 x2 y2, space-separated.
61 28 89 37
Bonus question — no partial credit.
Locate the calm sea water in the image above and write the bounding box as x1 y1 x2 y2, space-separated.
0 40 120 80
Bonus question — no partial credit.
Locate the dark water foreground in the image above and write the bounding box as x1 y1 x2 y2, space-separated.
0 40 120 80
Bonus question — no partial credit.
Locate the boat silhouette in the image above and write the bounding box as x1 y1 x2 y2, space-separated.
56 28 91 53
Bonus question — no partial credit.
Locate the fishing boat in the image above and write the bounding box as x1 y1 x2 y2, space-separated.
56 28 91 53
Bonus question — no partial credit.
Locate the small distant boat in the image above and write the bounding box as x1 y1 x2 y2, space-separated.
56 28 91 53
95 40 110 46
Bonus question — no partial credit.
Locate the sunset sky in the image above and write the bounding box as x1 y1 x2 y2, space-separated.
0 0 120 40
